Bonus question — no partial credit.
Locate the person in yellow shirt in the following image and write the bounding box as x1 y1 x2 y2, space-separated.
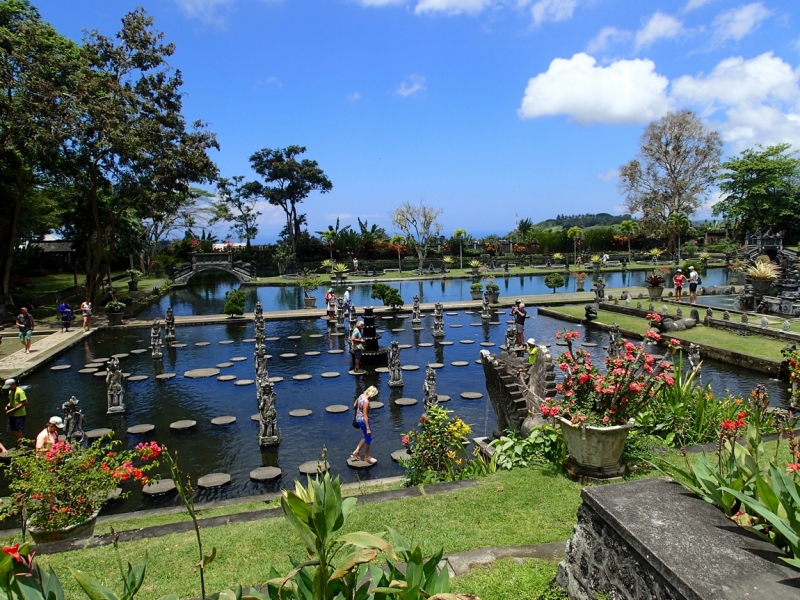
4 379 27 447
526 338 539 365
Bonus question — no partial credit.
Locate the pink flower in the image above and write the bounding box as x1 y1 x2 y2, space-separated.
645 329 661 342
401 436 410 445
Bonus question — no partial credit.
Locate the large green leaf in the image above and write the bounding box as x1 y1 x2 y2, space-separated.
337 532 393 556
67 568 119 600
281 494 317 554
329 549 377 581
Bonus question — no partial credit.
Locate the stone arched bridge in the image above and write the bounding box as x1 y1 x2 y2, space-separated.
168 253 256 284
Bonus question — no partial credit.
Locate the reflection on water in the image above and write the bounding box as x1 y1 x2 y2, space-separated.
695 295 743 311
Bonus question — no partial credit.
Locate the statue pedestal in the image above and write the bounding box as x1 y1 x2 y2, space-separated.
259 435 280 447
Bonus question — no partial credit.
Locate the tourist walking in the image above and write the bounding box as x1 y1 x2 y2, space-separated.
511 301 528 346
102 287 115 306
15 306 34 353
325 287 337 319
688 266 699 305
58 299 72 333
351 320 365 373
351 386 378 464
673 269 686 303
81 298 93 332
344 286 353 315
353 257 359 273
4 378 27 447
35 416 64 451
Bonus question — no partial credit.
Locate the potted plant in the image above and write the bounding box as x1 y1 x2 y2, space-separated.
442 256 454 272
320 258 335 275
126 269 143 292
575 271 588 292
105 300 126 325
552 252 564 265
332 262 349 283
470 282 484 300
539 328 676 479
485 282 500 303
469 259 482 277
699 251 710 269
747 261 780 294
648 248 664 262
0 438 161 543
589 254 602 274
729 259 743 284
297 269 321 308
645 271 666 300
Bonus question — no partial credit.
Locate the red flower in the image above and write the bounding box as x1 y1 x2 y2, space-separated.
645 329 661 342
787 463 800 475
401 436 410 444
2 543 23 563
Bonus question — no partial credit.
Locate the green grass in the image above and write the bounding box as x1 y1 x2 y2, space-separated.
451 558 565 600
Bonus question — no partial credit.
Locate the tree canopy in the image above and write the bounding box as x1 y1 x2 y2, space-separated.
390 201 443 273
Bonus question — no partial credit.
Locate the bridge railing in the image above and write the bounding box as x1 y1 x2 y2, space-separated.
192 252 233 266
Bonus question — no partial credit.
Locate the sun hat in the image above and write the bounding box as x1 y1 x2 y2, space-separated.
327 287 333 292
689 266 695 270
48 416 64 428
347 286 352 290
676 269 682 272
527 338 536 345
2 379 16 390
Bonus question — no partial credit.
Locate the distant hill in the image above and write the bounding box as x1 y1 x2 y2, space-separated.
536 213 631 229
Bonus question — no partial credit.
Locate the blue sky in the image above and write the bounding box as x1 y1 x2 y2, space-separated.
35 0 800 243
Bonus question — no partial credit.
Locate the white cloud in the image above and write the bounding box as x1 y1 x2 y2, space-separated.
683 0 713 12
518 53 671 125
414 0 494 15
396 74 426 97
348 91 362 101
531 0 578 26
587 26 631 53
635 12 684 50
172 0 234 24
597 169 619 181
711 2 772 44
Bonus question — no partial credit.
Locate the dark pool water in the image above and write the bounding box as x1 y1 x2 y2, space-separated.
6 305 786 515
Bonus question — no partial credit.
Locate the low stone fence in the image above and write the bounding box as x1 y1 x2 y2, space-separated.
557 478 800 600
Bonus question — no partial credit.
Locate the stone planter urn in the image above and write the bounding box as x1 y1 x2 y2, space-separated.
28 508 101 544
646 286 664 301
557 417 635 480
486 292 499 303
127 280 139 292
304 296 317 309
470 290 484 300
576 282 585 292
730 274 739 285
106 312 124 326
751 279 772 294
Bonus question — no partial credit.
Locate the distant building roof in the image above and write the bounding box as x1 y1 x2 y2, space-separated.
30 240 74 253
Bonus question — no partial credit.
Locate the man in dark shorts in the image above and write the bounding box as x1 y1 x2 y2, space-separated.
4 378 27 447
350 320 365 374
16 307 34 353
688 265 699 305
511 301 528 346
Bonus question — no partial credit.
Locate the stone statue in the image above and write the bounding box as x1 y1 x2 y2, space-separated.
593 277 605 302
348 309 358 332
164 307 176 347
336 297 345 329
105 357 125 414
504 324 516 352
761 316 769 328
723 310 730 321
257 376 279 446
584 304 597 322
254 301 263 321
387 341 404 388
481 293 491 320
688 343 701 375
255 343 268 378
150 320 163 359
432 302 445 337
607 323 623 358
423 364 438 409
676 307 683 317
411 295 421 324
783 320 791 332
61 396 86 445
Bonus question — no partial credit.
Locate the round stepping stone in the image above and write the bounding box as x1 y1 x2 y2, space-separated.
211 416 236 426
197 473 231 489
449 324 463 328
143 478 176 496
230 356 247 362
92 358 110 363
184 368 220 379
129 349 148 355
321 372 340 378
543 343 552 348
293 374 313 381
460 392 483 400
475 359 482 364
412 326 425 331
391 449 411 462
470 323 482 327
289 409 312 417
446 312 458 316
50 365 71 371
127 375 148 382
418 342 434 347
304 351 321 356
369 401 384 409
156 373 176 380
395 398 418 406
269 376 284 383
234 379 254 386
374 367 390 373
581 342 598 348
216 362 234 369
428 362 444 369
85 363 104 369
309 334 323 339
328 349 344 354
171 343 187 348
439 341 454 346
391 328 405 333
325 404 349 413
170 420 196 430
398 344 412 349
287 335 302 340
217 375 236 382
489 321 501 325
396 315 409 319
451 361 469 367
347 457 376 468
460 340 475 344
85 428 113 440
437 394 451 403
112 353 129 359
219 340 234 345
127 424 155 435
376 329 385 334
280 353 298 358
349 370 366 376
242 338 256 343
299 460 328 475
78 368 99 374
266 336 279 341
93 371 108 378
401 365 420 371
556 341 568 346
480 342 495 347
330 332 344 337
195 342 211 347
250 467 282 481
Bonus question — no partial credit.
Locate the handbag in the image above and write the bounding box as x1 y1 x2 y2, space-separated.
352 402 361 428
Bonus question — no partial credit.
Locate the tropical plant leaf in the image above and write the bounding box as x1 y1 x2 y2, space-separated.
67 568 119 600
329 549 378 581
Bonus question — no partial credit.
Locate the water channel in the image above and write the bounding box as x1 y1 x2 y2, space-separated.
7 277 787 514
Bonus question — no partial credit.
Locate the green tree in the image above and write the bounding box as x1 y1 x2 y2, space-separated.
452 228 468 269
567 226 583 263
618 219 639 261
389 234 405 272
371 283 404 308
619 110 722 242
712 143 800 239
544 272 565 293
213 175 261 248
316 218 351 261
222 287 245 316
248 145 333 258
516 218 534 241
666 212 691 258
390 200 443 273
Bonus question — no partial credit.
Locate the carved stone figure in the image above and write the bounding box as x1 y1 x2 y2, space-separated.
61 396 86 445
423 364 438 409
593 278 605 302
432 302 445 337
584 304 597 322
106 357 125 414
688 343 701 375
165 307 176 347
411 295 421 324
254 301 263 321
150 320 163 359
607 323 623 358
387 341 404 388
481 294 491 320
504 324 516 351
257 377 279 446
336 297 345 329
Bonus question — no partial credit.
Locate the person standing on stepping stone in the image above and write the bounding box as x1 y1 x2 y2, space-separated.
4 379 27 447
352 386 378 464
325 288 337 319
511 302 527 347
344 286 353 316
351 321 365 373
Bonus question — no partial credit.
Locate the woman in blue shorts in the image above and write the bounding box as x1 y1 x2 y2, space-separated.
351 386 378 464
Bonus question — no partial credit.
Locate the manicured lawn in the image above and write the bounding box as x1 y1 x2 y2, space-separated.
451 558 564 600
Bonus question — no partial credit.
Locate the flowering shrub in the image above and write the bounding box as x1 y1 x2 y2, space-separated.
541 329 675 427
0 437 160 531
400 406 473 486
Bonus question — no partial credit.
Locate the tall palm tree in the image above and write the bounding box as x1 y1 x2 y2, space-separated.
453 228 468 269
666 213 691 260
316 218 351 261
618 219 640 261
389 234 406 271
516 218 534 242
567 226 583 263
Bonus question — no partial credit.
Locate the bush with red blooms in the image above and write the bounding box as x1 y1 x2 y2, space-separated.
540 328 676 427
0 436 161 531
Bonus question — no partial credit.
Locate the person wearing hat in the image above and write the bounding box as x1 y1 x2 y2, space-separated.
526 338 538 365
352 385 378 464
4 379 27 447
350 320 365 373
343 286 353 316
325 287 337 319
35 416 64 452
511 301 528 346
688 265 699 305
673 269 686 303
